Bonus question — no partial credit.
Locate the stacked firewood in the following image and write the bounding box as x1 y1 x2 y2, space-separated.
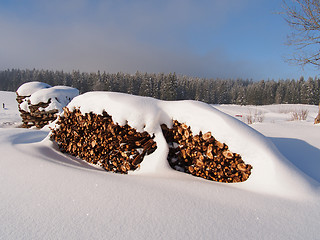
161 120 252 183
315 104 320 124
16 94 27 105
16 94 58 128
50 108 157 173
51 107 252 182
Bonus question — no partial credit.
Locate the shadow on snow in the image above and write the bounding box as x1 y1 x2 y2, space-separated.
10 130 104 172
270 137 320 184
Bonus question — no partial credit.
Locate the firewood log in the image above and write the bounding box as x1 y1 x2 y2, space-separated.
51 108 157 174
162 120 252 183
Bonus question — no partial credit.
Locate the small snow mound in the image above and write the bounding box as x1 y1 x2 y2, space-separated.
16 81 52 97
29 86 79 112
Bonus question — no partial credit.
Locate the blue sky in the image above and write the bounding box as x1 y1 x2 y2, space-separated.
0 0 318 80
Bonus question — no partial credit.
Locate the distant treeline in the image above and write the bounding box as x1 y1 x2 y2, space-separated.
0 68 319 105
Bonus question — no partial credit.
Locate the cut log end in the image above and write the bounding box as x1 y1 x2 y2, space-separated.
162 120 252 183
51 108 157 174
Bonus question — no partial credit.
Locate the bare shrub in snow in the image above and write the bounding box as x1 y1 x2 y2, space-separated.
246 114 253 125
290 109 309 121
246 109 264 124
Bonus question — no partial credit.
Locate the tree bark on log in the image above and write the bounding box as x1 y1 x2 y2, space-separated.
50 108 252 182
50 108 157 174
315 104 320 124
161 120 252 183
16 93 58 128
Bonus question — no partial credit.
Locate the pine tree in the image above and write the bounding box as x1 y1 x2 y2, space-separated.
160 73 177 100
139 73 152 97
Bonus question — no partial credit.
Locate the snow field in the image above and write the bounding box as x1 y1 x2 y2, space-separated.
0 91 320 239
0 91 21 127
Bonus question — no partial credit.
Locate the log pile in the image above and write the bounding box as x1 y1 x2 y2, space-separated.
50 108 157 173
50 107 252 182
315 104 320 124
161 120 252 183
16 94 58 128
16 94 27 105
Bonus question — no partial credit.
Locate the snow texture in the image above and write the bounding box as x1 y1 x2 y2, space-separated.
63 91 319 198
1 91 320 240
16 81 52 96
29 86 79 112
0 91 21 127
17 83 79 113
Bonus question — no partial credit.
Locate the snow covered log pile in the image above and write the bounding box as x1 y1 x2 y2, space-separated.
162 121 252 183
50 108 157 173
50 91 252 183
16 82 79 128
17 99 60 128
315 104 320 124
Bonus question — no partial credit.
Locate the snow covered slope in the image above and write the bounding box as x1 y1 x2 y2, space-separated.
1 91 320 240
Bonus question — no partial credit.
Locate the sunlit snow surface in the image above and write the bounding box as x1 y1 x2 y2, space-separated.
17 82 79 113
64 92 319 198
1 91 320 240
16 81 52 96
0 91 21 128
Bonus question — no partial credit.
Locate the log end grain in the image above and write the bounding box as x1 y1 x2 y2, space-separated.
162 120 252 183
50 108 157 174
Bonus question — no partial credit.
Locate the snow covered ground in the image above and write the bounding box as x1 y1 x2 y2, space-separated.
1 90 320 239
0 91 21 128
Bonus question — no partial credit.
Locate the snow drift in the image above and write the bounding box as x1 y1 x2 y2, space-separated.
50 91 317 198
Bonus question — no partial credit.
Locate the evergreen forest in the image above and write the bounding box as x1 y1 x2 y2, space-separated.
0 69 319 105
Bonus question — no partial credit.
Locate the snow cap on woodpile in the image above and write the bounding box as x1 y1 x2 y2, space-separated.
29 86 79 112
19 86 79 113
60 91 316 198
16 82 79 129
16 81 52 97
